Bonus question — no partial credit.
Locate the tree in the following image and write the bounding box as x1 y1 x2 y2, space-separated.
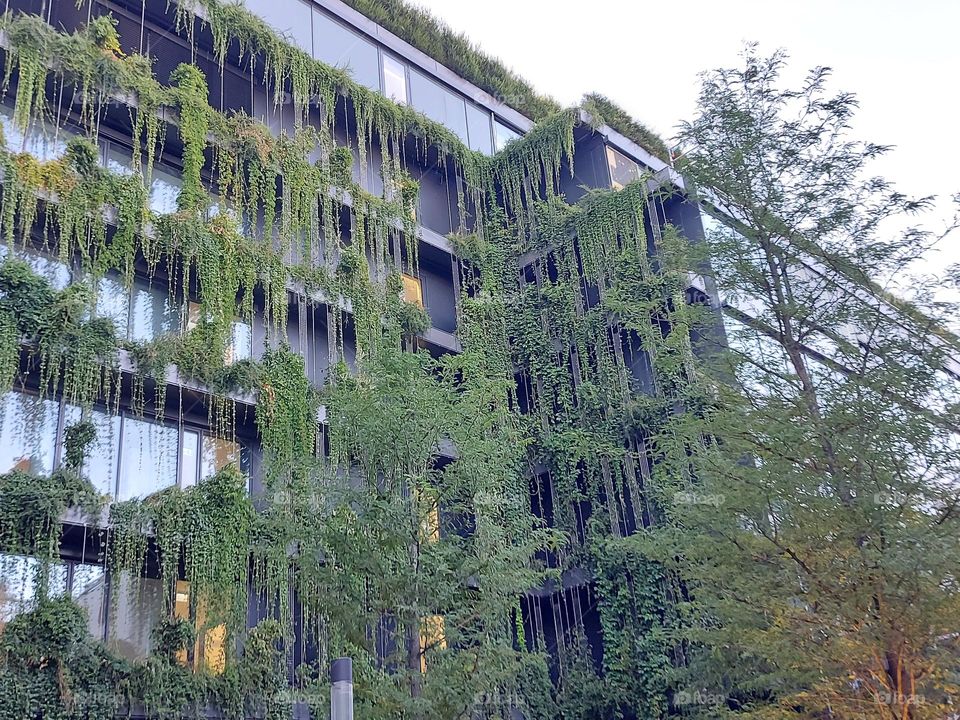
638 47 960 719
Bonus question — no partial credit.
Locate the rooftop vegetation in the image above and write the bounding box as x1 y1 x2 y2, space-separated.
326 0 673 161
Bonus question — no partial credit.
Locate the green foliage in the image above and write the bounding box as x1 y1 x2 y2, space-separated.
635 49 960 720
110 466 253 635
337 0 558 120
0 5 696 719
397 299 431 336
0 259 120 405
170 64 210 212
0 596 131 720
255 344 318 482
62 420 96 471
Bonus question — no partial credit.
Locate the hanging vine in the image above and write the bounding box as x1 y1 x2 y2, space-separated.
0 4 698 719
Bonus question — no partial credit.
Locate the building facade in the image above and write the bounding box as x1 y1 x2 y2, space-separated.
0 0 717 717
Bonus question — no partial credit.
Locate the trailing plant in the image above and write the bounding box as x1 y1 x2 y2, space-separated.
0 4 705 719
0 596 131 720
109 466 253 638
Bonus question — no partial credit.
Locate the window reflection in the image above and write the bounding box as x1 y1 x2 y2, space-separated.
493 120 521 152
95 275 131 338
109 573 163 660
105 146 136 177
149 166 183 215
181 429 200 489
606 146 641 190
0 392 59 476
242 0 312 52
130 282 180 342
465 103 493 155
409 70 468 143
0 245 71 290
383 55 408 104
117 417 179 501
0 555 67 629
201 436 241 480
0 555 105 639
63 405 121 498
226 320 253 365
0 103 71 161
72 564 107 640
96 276 181 342
312 10 380 90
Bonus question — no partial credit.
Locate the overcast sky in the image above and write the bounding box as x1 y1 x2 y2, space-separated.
412 0 960 284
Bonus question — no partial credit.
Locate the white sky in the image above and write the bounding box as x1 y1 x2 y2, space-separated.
413 0 960 284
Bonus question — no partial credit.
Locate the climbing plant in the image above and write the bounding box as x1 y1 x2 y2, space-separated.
0 4 697 719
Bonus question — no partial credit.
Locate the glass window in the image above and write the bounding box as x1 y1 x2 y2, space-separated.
226 320 253 365
419 614 446 672
175 580 226 673
409 70 468 143
465 103 493 155
117 417 179 501
401 273 423 308
130 281 180 343
493 120 521 152
383 55 407 104
0 554 67 629
312 10 380 91
0 104 71 161
606 146 641 190
105 146 136 177
72 564 107 640
0 391 59 476
97 275 182 343
95 275 130 338
0 245 71 290
0 103 25 152
149 166 182 215
63 405 121 498
109 574 163 660
181 429 199 489
201 436 241 480
242 0 312 52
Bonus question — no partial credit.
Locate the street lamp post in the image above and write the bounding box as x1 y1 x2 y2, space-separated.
330 657 354 720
